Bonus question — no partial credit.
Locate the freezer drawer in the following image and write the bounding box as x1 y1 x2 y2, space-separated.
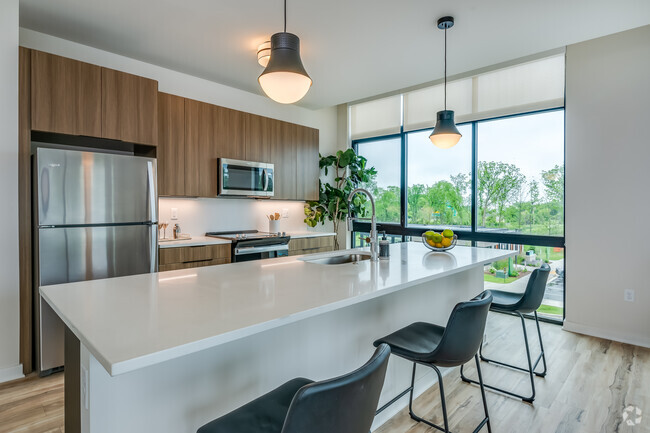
36 147 157 226
38 224 157 286
36 224 157 372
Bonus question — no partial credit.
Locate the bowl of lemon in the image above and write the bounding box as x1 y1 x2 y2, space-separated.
422 229 457 252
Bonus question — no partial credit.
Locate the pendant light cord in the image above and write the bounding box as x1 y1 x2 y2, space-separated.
284 0 287 32
444 26 447 111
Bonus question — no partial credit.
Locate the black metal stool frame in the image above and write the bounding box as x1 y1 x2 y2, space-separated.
460 309 547 403
377 354 491 433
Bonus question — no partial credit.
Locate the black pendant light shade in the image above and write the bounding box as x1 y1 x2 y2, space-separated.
258 1 312 104
429 110 462 149
430 16 462 149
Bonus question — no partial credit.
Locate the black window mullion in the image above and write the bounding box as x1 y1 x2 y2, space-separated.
471 121 478 234
400 128 407 229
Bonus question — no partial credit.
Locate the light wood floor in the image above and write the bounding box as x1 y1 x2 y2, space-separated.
0 314 648 433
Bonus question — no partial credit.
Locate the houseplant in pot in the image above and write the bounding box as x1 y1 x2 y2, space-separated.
304 149 377 250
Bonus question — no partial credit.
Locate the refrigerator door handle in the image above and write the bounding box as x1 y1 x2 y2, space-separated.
150 224 158 273
147 161 157 222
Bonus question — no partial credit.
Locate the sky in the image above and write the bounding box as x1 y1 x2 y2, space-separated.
358 110 565 191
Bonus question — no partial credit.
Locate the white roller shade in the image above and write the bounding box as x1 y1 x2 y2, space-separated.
398 54 565 133
476 55 565 119
404 79 472 132
350 95 401 140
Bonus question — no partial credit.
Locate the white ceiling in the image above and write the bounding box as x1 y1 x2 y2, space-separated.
19 0 650 110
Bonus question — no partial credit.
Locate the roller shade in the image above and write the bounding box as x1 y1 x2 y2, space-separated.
350 95 401 140
397 54 564 132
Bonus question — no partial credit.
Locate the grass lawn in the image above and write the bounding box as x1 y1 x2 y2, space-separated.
484 274 518 284
537 304 563 316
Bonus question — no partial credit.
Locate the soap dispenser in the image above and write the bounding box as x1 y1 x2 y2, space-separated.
379 231 390 260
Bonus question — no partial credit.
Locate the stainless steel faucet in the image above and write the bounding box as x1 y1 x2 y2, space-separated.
347 188 378 261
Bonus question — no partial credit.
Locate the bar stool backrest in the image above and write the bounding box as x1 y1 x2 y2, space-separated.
424 291 493 367
280 344 391 433
517 264 551 313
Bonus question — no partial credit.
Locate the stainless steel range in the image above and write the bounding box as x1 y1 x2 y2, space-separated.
205 230 290 262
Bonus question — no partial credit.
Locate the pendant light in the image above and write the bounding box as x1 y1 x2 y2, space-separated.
429 16 462 149
258 0 312 104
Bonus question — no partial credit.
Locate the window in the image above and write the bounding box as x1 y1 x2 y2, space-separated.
477 111 564 236
480 243 564 319
356 137 401 224
406 124 472 230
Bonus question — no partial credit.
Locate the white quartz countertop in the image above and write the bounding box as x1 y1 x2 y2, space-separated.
40 243 515 376
158 236 231 248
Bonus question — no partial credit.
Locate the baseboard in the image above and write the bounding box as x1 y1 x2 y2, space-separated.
0 364 24 384
563 321 650 349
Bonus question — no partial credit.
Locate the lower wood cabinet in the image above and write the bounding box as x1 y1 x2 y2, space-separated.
288 236 335 256
159 244 231 271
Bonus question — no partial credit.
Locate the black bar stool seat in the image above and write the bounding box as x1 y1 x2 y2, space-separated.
197 378 312 433
374 291 493 433
197 344 390 433
490 290 531 311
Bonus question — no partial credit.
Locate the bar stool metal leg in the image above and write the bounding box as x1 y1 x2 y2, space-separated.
461 311 547 402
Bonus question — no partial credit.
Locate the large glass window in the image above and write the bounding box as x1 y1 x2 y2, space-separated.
356 137 401 224
477 110 564 236
406 124 472 230
480 243 565 320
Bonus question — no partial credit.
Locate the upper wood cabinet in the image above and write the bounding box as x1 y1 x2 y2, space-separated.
157 93 320 200
245 114 272 163
158 93 185 196
102 68 158 146
296 125 320 201
31 50 101 137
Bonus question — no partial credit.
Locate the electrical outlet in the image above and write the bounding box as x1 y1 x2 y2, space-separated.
81 365 89 409
171 208 178 220
282 208 289 218
624 289 635 302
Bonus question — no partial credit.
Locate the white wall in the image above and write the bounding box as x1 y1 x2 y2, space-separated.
0 0 22 383
564 25 650 347
19 28 342 240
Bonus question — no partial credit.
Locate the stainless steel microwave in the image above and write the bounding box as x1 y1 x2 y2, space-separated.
218 158 274 197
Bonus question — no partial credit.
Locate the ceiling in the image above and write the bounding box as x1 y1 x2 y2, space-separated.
19 0 650 110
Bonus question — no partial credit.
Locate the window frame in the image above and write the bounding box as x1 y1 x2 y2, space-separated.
352 107 566 322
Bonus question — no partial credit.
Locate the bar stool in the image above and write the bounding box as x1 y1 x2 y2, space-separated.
461 264 550 403
373 291 493 433
196 344 390 433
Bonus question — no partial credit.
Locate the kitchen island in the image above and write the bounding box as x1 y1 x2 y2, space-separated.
41 243 515 433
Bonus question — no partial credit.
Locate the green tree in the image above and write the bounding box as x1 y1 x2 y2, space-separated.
542 164 564 202
528 180 539 232
478 161 524 227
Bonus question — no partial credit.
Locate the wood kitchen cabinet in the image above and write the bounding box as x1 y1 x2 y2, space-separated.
31 50 102 137
158 93 185 196
159 244 231 271
102 68 158 146
186 100 246 197
296 125 320 201
271 121 297 200
245 114 272 163
288 236 335 256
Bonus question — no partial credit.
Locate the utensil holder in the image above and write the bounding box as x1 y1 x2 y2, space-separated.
269 220 280 234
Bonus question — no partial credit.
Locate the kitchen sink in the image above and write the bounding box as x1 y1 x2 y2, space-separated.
302 253 372 265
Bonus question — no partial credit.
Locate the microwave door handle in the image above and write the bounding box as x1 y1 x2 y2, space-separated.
263 169 268 191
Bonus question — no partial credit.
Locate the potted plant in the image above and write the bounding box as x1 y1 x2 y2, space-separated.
304 149 377 250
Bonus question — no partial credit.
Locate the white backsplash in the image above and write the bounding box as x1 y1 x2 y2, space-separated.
158 198 334 235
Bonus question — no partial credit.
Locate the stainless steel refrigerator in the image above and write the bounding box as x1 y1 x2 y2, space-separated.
34 147 158 374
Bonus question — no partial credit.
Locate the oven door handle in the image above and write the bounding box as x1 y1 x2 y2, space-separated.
234 244 289 255
262 169 269 191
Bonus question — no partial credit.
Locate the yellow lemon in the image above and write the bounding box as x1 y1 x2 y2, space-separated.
435 242 443 248
441 237 452 247
427 239 436 247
